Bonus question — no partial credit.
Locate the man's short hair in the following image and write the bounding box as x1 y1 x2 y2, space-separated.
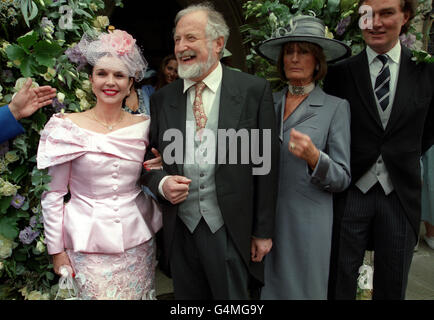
174 2 230 58
358 0 417 34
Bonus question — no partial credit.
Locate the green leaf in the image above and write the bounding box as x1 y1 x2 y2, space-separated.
0 196 12 214
327 0 341 13
21 0 39 27
45 271 55 281
0 216 19 239
19 56 37 78
33 40 63 68
75 8 93 18
10 165 29 184
5 44 26 62
17 30 39 51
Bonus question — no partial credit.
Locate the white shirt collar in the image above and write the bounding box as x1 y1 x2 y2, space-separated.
366 41 401 65
183 62 223 94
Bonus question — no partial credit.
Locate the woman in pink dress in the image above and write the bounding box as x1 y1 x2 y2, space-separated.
36 30 162 300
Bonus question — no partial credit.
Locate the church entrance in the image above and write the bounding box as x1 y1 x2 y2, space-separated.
107 0 247 73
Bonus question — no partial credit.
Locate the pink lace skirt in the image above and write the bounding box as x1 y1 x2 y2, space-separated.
67 239 156 300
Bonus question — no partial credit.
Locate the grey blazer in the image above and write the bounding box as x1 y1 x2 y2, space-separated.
261 85 352 299
275 85 352 194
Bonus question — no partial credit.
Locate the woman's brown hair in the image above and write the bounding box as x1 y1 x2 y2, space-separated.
276 41 328 82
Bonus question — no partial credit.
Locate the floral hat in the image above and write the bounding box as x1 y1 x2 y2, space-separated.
73 29 148 81
257 15 351 64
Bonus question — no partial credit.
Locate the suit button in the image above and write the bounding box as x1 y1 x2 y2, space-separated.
113 162 119 168
114 218 121 223
113 185 119 191
113 195 118 201
200 173 205 178
114 207 119 212
112 173 118 179
200 185 205 190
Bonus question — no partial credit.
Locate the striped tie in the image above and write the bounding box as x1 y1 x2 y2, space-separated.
375 55 390 111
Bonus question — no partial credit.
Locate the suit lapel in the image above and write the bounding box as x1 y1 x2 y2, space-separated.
218 67 243 131
165 81 186 175
349 51 383 129
216 67 243 170
385 46 415 134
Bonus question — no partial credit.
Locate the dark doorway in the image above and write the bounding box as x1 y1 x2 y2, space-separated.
107 0 247 72
109 0 182 73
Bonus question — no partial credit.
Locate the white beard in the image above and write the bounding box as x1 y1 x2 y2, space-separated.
177 48 218 80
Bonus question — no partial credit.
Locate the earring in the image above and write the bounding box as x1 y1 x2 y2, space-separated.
315 64 319 71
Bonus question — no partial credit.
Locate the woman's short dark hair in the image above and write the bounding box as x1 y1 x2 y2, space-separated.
276 41 327 83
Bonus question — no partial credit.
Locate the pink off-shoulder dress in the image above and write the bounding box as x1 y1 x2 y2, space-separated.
37 113 162 300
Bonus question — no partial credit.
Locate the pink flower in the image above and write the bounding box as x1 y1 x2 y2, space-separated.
100 30 136 56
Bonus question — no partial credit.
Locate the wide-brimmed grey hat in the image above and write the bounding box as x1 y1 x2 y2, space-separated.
257 15 351 63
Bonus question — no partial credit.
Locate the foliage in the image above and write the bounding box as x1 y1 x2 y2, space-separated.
0 0 123 300
241 0 432 90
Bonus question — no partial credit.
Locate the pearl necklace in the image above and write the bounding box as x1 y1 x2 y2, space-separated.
91 109 124 131
288 82 315 96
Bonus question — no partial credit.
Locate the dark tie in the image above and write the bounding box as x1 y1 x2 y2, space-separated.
374 55 390 111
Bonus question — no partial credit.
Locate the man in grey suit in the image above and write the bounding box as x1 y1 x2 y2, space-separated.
325 0 434 299
141 3 279 299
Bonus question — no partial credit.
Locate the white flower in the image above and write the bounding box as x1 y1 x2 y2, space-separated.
14 77 39 92
90 3 98 11
269 13 278 28
79 98 91 110
325 26 334 39
0 159 7 174
75 88 86 99
57 92 65 103
82 80 92 92
26 290 50 300
0 180 19 197
93 16 109 29
35 239 46 254
0 234 18 259
5 151 19 163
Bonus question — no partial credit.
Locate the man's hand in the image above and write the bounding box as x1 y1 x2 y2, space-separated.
162 175 191 204
9 78 57 120
251 237 273 262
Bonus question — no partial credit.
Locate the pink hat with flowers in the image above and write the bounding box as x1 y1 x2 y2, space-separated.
74 29 148 81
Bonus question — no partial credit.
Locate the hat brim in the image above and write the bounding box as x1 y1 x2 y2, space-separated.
257 35 351 64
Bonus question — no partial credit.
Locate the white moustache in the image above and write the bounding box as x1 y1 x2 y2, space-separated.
177 50 196 59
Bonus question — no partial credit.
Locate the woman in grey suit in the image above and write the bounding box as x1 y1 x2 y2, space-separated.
257 15 352 299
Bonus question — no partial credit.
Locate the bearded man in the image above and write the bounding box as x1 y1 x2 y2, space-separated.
141 3 279 299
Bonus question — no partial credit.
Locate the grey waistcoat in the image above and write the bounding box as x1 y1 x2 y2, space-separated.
178 85 224 233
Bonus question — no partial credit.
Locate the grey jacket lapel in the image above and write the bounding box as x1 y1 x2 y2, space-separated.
275 86 323 142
